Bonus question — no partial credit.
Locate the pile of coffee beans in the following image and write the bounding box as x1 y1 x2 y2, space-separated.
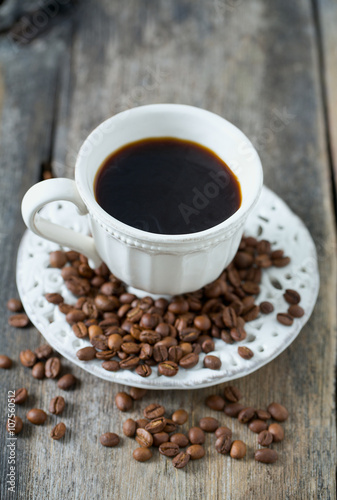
40 236 303 378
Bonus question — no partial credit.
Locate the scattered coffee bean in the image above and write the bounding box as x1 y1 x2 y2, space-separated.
215 433 232 454
188 427 205 445
172 451 190 468
100 432 119 447
32 362 45 379
224 403 245 418
238 407 256 423
205 395 225 411
215 426 232 439
159 441 180 457
288 304 304 318
45 357 61 378
259 301 274 314
276 313 293 326
0 355 12 369
51 422 66 440
115 392 133 412
267 402 289 422
203 355 221 370
248 419 268 433
268 423 285 442
145 417 167 434
49 396 65 415
27 408 47 425
238 346 254 360
129 387 147 400
76 346 96 361
6 298 23 312
133 447 152 462
57 374 77 390
136 418 149 429
144 404 165 419
35 344 53 360
172 409 188 425
230 440 246 459
7 416 23 434
163 419 177 433
50 250 67 268
45 293 64 305
199 417 219 432
19 350 36 368
170 433 189 447
152 432 169 446
255 448 278 464
187 444 205 459
258 430 273 446
223 386 242 403
283 289 301 305
179 353 199 369
256 409 271 420
14 388 28 405
136 428 153 448
122 418 137 437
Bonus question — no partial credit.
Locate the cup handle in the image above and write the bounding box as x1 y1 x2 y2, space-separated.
21 178 102 268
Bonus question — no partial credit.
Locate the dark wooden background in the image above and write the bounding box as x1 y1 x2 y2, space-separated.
0 0 336 498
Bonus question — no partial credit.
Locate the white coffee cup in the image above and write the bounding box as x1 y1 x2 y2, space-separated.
21 104 263 295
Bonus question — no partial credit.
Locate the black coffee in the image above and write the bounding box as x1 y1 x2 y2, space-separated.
94 137 241 235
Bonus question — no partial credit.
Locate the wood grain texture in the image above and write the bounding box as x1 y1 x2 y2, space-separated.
0 0 336 499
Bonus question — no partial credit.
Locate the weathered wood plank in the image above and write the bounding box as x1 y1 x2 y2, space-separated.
0 0 336 499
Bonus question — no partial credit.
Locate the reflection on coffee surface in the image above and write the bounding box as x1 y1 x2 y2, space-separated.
94 137 241 235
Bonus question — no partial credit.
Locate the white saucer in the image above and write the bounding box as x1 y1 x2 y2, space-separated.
16 186 319 389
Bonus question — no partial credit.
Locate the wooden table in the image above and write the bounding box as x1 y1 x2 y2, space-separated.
1 1 336 498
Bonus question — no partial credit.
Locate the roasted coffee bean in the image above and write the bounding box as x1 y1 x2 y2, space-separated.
90 335 108 351
199 417 219 432
96 349 115 360
228 267 241 288
242 305 260 322
179 327 200 343
230 440 246 459
172 451 190 468
194 315 211 331
100 432 119 447
205 395 225 411
136 364 152 377
51 422 66 440
238 407 255 423
49 250 67 268
158 360 179 377
267 402 289 421
133 447 152 462
288 304 304 318
14 388 28 405
139 330 161 345
153 432 170 447
168 346 183 363
215 426 232 439
7 416 23 434
234 251 254 269
163 419 177 433
66 309 86 324
126 307 143 323
123 419 137 437
268 423 285 442
221 329 234 344
260 301 274 314
277 313 294 326
222 307 237 328
35 344 53 360
224 386 242 403
121 342 141 355
45 357 61 378
256 409 271 420
59 303 74 315
215 433 232 454
224 403 245 418
238 346 254 360
153 344 168 363
187 444 205 460
136 428 153 448
203 355 221 370
0 355 12 369
32 362 45 379
129 387 147 400
49 396 65 415
119 355 139 369
145 417 167 434
170 433 189 447
7 298 23 312
115 392 133 412
188 427 205 445
136 418 149 429
76 346 96 361
172 409 188 425
45 293 64 305
65 276 91 297
248 419 268 433
57 374 76 390
9 314 29 328
255 449 278 463
159 442 180 457
61 266 78 280
201 339 215 353
27 408 47 425
284 289 301 305
179 353 199 369
272 256 290 267
107 333 123 351
258 430 274 446
168 299 189 314
20 349 37 368
102 360 120 372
